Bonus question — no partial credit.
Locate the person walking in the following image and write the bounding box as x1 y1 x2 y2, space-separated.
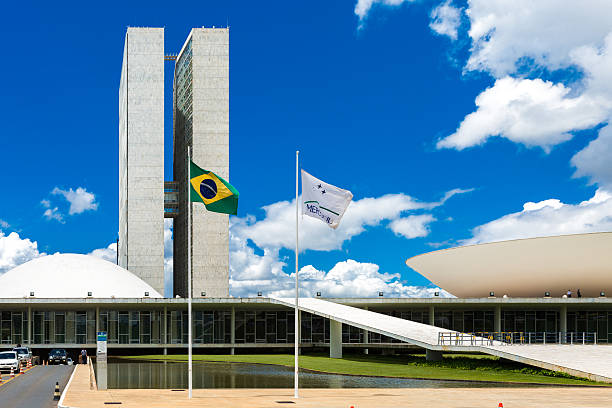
567 289 572 298
577 289 582 298
81 349 87 364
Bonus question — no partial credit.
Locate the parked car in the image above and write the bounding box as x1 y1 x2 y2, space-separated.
0 351 20 372
48 349 68 365
12 346 32 365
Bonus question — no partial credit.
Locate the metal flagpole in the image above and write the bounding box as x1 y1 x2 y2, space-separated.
187 147 193 399
294 150 299 398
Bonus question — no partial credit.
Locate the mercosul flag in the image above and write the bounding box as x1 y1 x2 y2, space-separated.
301 170 353 229
190 161 239 215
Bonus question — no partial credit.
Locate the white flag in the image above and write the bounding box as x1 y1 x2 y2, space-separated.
301 170 353 229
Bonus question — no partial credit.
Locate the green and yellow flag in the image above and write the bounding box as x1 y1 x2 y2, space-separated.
190 161 239 215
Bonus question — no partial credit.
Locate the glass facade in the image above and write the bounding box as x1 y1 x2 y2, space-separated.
502 310 559 333
568 311 612 343
1 311 27 345
2 307 612 345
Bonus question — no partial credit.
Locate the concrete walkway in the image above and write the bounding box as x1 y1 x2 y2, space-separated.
60 365 612 408
272 297 612 383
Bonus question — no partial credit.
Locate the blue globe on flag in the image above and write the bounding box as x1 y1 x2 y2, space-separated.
200 179 217 199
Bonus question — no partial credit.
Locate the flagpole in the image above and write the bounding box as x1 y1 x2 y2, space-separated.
294 150 299 399
187 147 193 399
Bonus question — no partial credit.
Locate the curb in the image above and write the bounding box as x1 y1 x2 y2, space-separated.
58 365 78 408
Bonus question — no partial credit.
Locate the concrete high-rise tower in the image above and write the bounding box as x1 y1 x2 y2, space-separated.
118 26 229 297
118 27 165 295
173 28 230 298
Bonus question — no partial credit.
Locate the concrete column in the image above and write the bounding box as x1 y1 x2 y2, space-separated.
560 304 567 343
494 305 502 333
163 306 168 347
329 319 342 359
96 306 100 335
426 349 443 361
97 361 108 390
27 306 31 345
363 306 369 355
230 306 235 355
297 310 302 355
428 305 435 326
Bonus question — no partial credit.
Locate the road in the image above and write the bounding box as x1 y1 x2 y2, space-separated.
0 365 74 408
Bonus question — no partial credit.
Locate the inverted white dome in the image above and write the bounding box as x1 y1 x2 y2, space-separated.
0 253 163 298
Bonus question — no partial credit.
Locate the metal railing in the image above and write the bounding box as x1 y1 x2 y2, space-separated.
438 331 598 346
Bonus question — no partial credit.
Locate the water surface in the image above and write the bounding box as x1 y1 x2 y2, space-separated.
98 358 541 389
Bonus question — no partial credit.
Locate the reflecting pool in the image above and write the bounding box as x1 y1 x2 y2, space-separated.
99 358 540 389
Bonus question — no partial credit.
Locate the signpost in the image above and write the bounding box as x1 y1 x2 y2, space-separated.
97 331 107 390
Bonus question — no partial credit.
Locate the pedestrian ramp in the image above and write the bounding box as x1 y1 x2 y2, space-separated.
271 297 612 383
271 297 469 349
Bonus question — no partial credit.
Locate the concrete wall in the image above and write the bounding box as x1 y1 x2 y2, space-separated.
118 27 165 295
173 28 230 298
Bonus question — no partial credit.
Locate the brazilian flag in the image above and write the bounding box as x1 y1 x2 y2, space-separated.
189 161 239 215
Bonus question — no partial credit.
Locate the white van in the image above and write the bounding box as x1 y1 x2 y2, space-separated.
0 351 19 372
12 346 32 365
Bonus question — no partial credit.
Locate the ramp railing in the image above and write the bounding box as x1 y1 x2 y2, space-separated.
438 331 598 346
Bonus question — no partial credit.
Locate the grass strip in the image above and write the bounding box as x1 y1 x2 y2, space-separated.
117 353 608 386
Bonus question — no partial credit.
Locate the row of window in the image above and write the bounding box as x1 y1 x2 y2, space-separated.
3 309 612 345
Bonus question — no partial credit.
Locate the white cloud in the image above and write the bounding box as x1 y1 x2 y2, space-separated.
464 189 612 245
163 219 173 297
229 190 469 298
429 1 461 40
464 0 612 77
0 230 44 274
354 0 413 22
0 220 8 229
437 77 609 151
230 256 450 299
434 2 612 184
89 242 117 263
52 187 98 215
232 190 470 253
43 207 64 223
389 214 436 239
40 199 50 208
572 124 612 190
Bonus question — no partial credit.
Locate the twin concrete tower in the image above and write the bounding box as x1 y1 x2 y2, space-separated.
118 27 230 297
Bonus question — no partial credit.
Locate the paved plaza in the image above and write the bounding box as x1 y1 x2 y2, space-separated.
61 365 612 408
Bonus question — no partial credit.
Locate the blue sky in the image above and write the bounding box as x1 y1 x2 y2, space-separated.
1 0 612 297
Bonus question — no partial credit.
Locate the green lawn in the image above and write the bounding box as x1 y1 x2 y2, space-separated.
118 353 607 386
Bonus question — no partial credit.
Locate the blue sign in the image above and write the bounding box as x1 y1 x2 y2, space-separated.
97 331 107 342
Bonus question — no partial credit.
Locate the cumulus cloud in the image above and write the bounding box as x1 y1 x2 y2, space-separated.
89 242 117 263
0 220 9 229
230 255 449 298
0 230 44 274
429 1 461 40
43 207 64 223
571 124 612 190
464 0 612 77
389 214 436 239
437 77 609 151
163 219 173 297
52 187 98 215
232 190 470 253
464 189 612 245
354 0 413 22
229 190 468 298
428 1 612 189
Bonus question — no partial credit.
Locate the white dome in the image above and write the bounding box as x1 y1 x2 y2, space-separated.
0 253 163 298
